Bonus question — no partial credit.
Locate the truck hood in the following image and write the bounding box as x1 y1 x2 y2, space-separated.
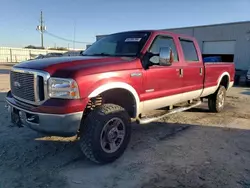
14 56 138 76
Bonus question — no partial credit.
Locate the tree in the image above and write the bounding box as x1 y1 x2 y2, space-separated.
24 45 45 49
48 47 68 51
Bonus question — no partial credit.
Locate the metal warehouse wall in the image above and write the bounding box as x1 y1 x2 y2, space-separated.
164 22 250 70
0 47 67 63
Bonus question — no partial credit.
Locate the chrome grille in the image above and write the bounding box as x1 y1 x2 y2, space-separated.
11 71 35 102
10 68 50 105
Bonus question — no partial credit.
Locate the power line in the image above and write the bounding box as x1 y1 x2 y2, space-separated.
44 31 92 44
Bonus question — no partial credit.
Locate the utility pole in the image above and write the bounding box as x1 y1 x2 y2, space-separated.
73 20 76 50
36 11 46 48
40 11 44 48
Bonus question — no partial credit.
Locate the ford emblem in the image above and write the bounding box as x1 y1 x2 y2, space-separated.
14 81 21 88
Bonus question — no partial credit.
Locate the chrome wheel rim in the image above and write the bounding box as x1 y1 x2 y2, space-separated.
100 117 125 153
218 90 225 108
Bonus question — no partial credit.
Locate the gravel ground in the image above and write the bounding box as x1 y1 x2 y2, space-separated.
0 65 250 188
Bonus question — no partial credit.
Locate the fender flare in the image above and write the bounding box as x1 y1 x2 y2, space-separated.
88 82 140 117
216 72 230 89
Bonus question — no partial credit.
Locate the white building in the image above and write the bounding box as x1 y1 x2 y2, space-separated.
96 21 250 71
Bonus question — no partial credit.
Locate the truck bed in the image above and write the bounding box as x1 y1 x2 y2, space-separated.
204 62 235 88
201 62 235 97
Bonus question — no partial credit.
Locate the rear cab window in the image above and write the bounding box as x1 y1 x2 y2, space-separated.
179 38 199 62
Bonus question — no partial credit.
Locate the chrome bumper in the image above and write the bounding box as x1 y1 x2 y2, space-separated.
6 100 83 136
246 75 250 81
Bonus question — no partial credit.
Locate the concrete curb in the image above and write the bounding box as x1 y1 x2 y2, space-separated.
0 63 16 66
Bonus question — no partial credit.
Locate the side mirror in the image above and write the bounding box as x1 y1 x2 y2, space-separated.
159 47 174 66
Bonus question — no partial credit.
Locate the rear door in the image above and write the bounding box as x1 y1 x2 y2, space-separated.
141 35 184 112
178 38 204 100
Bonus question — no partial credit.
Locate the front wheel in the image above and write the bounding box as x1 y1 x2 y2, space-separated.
208 85 226 113
79 104 131 164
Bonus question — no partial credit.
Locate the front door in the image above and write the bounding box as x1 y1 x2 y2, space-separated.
140 35 184 112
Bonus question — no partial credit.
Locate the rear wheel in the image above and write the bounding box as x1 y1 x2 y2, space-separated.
79 104 131 164
208 85 226 113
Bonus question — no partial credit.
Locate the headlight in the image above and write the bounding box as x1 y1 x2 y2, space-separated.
48 78 80 99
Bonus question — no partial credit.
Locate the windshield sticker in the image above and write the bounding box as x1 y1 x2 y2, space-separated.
125 38 142 42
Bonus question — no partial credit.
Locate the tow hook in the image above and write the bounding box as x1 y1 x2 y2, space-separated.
6 104 24 128
5 104 10 111
11 111 24 127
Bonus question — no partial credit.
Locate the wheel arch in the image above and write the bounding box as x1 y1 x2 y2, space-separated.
217 72 230 90
88 82 140 118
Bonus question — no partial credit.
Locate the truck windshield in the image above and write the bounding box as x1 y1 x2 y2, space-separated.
82 31 151 57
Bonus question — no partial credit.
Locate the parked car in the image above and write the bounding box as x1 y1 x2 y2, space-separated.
246 67 250 86
6 30 235 164
33 53 63 59
63 50 83 56
32 54 45 59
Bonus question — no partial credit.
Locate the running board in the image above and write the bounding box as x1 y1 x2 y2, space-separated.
137 101 202 124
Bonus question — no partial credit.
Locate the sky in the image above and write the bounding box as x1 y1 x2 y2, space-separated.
0 0 250 49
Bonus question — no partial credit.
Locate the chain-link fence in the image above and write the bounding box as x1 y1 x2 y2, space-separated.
0 47 67 64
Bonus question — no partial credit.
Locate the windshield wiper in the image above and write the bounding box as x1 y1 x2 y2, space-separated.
82 53 112 56
82 53 136 57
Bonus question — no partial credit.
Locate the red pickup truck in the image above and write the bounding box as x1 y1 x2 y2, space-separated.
6 30 235 164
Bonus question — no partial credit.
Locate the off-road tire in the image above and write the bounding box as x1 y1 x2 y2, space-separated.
79 104 131 164
208 85 226 113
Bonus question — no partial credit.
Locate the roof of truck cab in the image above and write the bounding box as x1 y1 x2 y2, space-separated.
103 30 195 40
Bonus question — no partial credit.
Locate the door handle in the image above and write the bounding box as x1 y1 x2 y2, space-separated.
200 68 203 76
179 68 183 77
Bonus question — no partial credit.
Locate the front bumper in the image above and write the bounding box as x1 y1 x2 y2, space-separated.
6 93 83 137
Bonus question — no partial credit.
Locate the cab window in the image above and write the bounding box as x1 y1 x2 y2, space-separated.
180 39 199 62
149 35 179 62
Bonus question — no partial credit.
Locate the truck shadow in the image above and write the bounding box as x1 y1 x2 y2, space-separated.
241 89 250 96
0 101 237 168
0 88 249 187
27 121 194 162
10 121 194 175
61 122 250 188
30 118 246 165
186 107 210 113
1 111 250 187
